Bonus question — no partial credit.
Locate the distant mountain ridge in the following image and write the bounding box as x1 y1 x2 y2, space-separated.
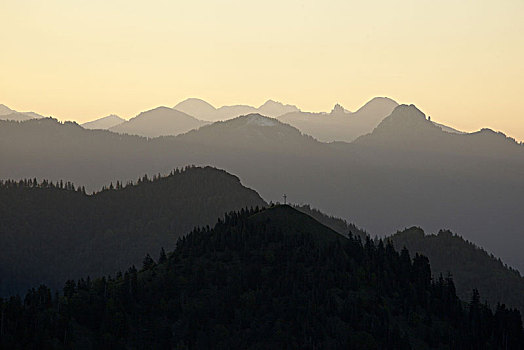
278 97 400 142
5 98 467 142
173 98 301 121
109 106 209 137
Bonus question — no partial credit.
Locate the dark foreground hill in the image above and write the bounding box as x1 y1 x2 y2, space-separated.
0 166 265 296
389 228 524 314
1 206 522 349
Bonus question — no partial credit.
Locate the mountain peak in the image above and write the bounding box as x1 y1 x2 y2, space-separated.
355 97 399 114
248 205 344 243
375 104 437 130
109 107 207 137
243 113 279 126
330 103 348 114
355 104 442 143
173 98 216 118
258 99 300 117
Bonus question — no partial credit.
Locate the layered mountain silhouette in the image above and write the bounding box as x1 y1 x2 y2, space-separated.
0 166 265 296
108 106 209 137
1 104 522 272
2 99 463 142
81 114 125 130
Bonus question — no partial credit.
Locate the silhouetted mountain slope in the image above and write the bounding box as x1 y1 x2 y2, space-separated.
388 227 524 314
0 104 15 115
109 106 208 137
293 204 367 240
0 104 45 120
433 121 465 134
279 96 399 142
82 114 126 130
0 166 265 296
2 206 523 348
1 106 523 272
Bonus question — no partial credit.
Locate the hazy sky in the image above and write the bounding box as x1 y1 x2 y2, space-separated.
1 0 523 139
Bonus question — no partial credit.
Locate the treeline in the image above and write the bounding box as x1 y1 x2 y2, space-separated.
0 166 265 296
1 206 522 348
0 165 209 194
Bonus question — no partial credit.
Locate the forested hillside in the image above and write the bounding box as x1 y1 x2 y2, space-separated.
293 204 367 240
389 228 524 314
1 206 522 349
0 166 265 296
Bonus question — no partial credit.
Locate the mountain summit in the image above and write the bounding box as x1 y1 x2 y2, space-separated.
368 104 440 135
258 99 300 116
173 98 217 119
109 106 208 137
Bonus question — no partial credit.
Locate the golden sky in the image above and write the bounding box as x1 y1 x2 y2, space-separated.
1 0 523 140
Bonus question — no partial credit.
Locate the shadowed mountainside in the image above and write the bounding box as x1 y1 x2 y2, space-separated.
0 166 265 296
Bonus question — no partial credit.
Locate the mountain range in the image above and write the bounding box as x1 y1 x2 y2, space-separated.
6 97 465 142
1 104 522 273
79 97 464 141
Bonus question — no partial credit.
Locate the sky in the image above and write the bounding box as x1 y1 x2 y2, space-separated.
1 0 523 140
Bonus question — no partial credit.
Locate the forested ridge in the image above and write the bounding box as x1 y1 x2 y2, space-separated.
293 204 368 240
1 206 522 349
389 228 524 315
0 166 265 296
